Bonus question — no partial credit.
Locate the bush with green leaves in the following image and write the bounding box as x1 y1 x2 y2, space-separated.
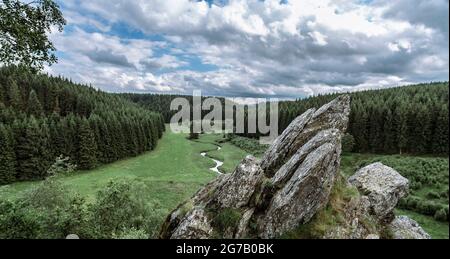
88 178 155 238
434 208 448 222
47 155 77 177
342 133 356 153
0 178 164 239
0 179 88 239
228 135 269 156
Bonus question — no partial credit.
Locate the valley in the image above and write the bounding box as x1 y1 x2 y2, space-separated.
1 126 448 239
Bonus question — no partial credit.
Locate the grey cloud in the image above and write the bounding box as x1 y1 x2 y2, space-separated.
380 0 449 38
50 0 449 98
85 49 135 68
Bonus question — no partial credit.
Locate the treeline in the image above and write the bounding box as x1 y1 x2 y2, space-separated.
0 66 165 185
124 83 449 156
122 94 186 123
276 82 449 155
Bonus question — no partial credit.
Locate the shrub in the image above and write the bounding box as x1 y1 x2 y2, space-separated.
426 191 441 200
406 197 420 210
434 208 447 222
88 178 164 239
0 184 89 239
229 135 268 156
342 134 355 153
0 200 44 239
47 156 77 177
24 178 72 210
440 189 449 199
0 177 163 239
113 228 149 239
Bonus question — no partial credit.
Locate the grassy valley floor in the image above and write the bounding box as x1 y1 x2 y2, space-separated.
1 129 448 239
0 126 248 231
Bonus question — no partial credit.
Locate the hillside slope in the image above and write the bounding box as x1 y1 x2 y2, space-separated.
0 67 165 184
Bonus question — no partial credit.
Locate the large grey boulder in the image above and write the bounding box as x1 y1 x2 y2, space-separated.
349 162 409 220
160 95 351 239
389 216 431 239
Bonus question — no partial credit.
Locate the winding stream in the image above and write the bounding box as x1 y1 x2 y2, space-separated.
201 146 224 175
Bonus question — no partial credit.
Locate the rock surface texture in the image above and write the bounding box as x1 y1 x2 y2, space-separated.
389 216 431 239
349 162 409 220
159 95 430 239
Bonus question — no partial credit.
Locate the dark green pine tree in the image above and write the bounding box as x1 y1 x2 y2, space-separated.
383 109 397 154
13 117 47 180
396 106 409 155
432 104 449 154
351 107 369 152
77 119 97 170
0 124 16 184
6 78 22 110
149 120 158 150
27 89 44 117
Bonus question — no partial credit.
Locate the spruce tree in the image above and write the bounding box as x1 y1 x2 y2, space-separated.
7 78 22 110
0 124 16 184
396 106 409 155
28 90 44 116
432 105 449 154
76 119 97 170
13 117 47 180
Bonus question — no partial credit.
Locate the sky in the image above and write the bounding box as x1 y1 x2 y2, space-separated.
45 0 449 99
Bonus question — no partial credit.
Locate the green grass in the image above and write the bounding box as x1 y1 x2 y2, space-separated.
1 131 448 239
0 127 253 233
192 133 251 174
0 127 223 211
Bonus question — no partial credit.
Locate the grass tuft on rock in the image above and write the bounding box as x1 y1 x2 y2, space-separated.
212 208 242 237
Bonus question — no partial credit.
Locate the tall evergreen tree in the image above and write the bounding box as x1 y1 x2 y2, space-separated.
432 105 449 154
76 119 97 170
27 90 44 116
7 78 22 110
13 117 48 180
0 124 16 184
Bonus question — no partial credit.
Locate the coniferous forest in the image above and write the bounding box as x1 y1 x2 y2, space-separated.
277 83 449 155
122 82 449 156
0 66 165 185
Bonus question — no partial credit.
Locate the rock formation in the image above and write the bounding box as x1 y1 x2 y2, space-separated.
349 162 409 221
389 216 431 239
159 95 430 239
347 163 430 239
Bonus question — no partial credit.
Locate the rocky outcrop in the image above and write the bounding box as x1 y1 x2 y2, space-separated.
159 95 430 240
347 162 431 239
260 134 342 238
389 216 431 239
349 162 409 221
160 95 351 239
260 96 350 176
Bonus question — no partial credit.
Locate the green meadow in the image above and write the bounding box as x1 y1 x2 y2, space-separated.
1 127 448 239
